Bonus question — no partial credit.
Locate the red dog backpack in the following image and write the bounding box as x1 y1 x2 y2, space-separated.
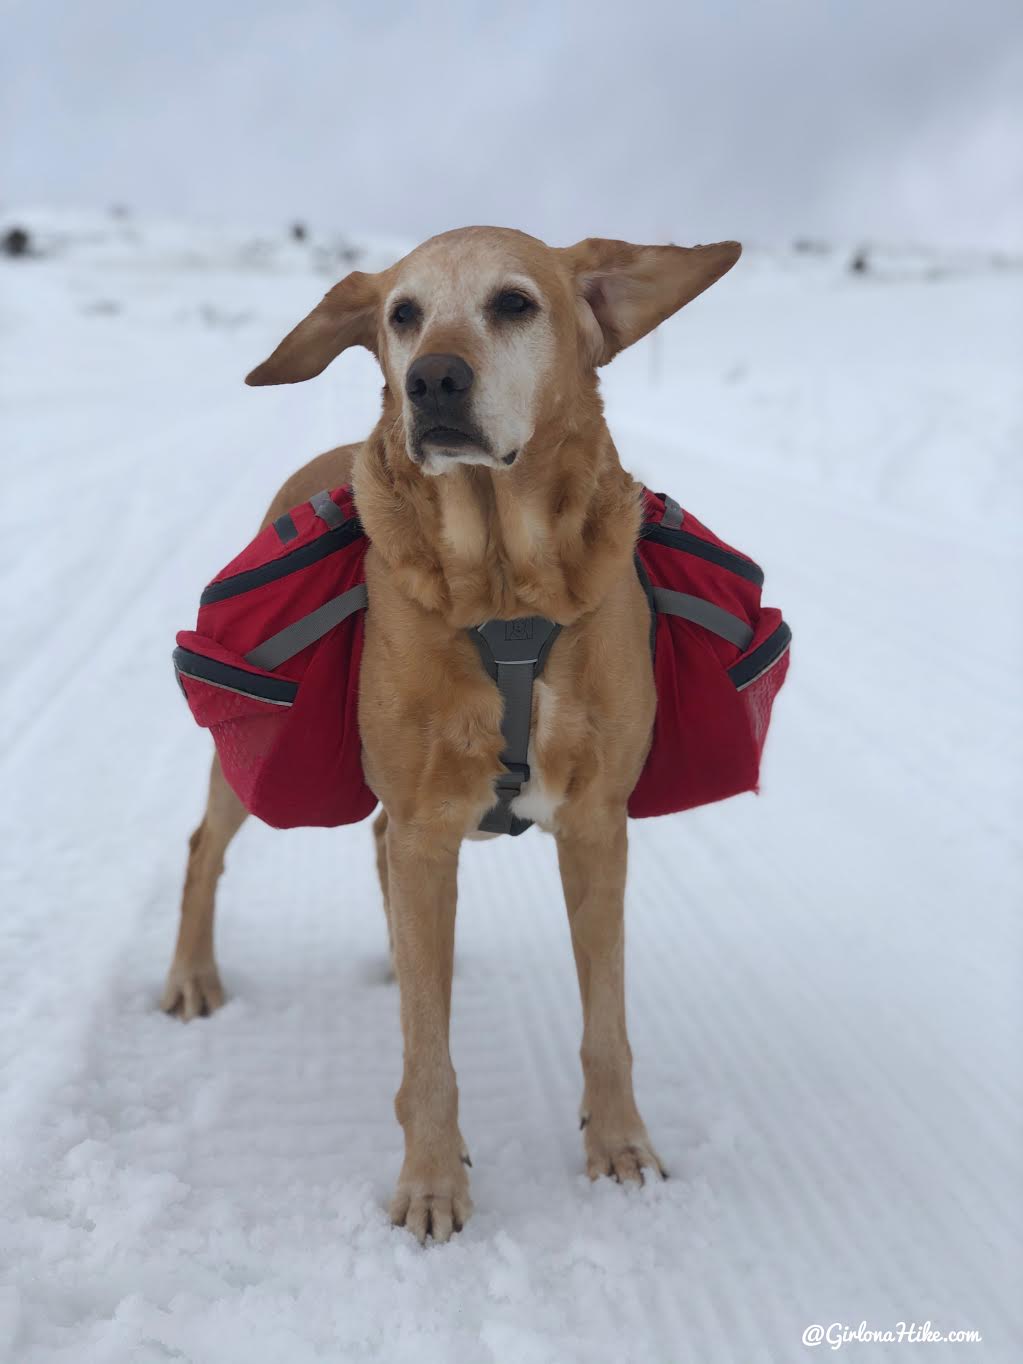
627 489 790 817
173 485 790 829
174 487 375 828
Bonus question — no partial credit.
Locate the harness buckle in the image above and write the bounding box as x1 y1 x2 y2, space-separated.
495 760 530 793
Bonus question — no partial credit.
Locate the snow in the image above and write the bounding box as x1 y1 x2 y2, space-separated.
1 209 1021 1362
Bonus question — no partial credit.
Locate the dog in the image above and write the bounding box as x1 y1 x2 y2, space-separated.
162 227 741 1242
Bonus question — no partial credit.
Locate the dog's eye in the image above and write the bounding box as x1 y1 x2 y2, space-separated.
493 290 535 317
390 300 420 327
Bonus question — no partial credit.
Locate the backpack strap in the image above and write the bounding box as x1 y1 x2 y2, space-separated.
651 587 754 649
272 511 299 544
471 617 561 836
659 493 684 530
310 489 348 529
244 584 368 670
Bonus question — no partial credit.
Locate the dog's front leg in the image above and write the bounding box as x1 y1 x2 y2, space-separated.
386 820 472 1243
556 814 665 1184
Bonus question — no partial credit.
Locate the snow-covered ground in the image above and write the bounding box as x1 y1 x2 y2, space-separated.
1 209 1021 1363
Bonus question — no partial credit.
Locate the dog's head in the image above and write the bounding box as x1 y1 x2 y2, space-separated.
247 228 740 475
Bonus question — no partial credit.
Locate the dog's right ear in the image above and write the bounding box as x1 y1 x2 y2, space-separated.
245 271 381 385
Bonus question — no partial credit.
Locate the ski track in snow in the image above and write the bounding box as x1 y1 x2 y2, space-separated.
1 214 1021 1363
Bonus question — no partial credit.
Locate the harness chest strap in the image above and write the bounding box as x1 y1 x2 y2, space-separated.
471 617 562 837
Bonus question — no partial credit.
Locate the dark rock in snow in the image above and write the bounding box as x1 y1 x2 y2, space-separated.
3 226 31 258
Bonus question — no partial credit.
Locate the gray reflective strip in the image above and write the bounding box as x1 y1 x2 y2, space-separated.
179 674 294 706
244 584 368 670
273 512 298 543
652 586 754 649
310 490 345 529
661 495 684 530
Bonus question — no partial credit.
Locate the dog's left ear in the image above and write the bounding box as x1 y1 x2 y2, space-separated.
560 238 741 366
245 270 381 385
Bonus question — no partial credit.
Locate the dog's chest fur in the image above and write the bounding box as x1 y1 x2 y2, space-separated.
355 438 655 838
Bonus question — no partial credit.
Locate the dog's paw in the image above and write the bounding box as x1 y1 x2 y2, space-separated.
581 1116 667 1185
389 1158 473 1245
160 961 225 1021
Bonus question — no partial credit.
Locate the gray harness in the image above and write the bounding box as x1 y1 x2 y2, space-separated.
470 617 561 836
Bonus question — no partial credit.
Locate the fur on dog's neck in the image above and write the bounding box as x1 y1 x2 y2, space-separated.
353 393 642 628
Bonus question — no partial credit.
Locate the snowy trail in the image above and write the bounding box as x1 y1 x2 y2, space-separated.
1 216 1021 1362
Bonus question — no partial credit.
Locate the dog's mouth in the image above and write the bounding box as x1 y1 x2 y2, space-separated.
420 425 481 451
411 421 495 468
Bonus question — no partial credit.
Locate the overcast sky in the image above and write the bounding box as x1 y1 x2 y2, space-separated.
3 0 1021 249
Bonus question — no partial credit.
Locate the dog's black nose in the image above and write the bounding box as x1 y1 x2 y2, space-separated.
405 353 474 410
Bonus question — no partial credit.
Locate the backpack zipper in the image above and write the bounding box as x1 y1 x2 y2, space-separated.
640 523 764 587
728 621 791 689
200 517 364 605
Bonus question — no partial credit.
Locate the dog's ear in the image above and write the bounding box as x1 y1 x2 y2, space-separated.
560 238 741 366
245 271 381 385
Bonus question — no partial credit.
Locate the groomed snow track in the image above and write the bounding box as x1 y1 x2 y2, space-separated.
1 215 1020 1362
